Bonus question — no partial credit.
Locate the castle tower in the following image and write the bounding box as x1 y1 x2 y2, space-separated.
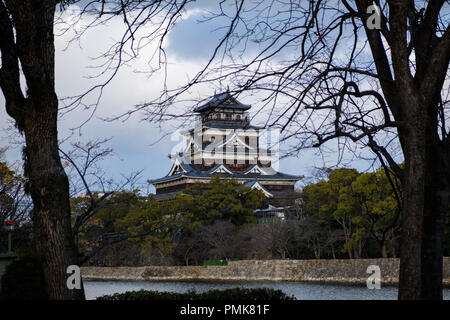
149 92 302 205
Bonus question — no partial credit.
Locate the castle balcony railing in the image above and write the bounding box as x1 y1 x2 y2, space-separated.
196 111 251 126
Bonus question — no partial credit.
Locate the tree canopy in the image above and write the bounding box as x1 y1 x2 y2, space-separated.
113 176 263 254
303 167 401 259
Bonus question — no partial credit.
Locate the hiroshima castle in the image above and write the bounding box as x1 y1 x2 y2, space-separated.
149 92 302 206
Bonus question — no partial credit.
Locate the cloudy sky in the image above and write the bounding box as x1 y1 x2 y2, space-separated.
0 1 379 195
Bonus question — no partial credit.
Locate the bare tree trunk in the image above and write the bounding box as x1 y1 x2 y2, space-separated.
381 244 388 259
391 231 397 258
0 1 85 299
398 111 427 300
420 138 450 299
421 188 448 299
339 219 353 259
24 105 85 300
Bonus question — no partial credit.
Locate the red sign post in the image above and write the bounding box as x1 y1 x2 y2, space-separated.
5 220 13 252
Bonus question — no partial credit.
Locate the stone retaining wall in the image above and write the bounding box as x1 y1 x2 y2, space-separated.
82 257 450 285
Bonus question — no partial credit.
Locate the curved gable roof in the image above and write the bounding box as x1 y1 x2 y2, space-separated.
194 92 251 113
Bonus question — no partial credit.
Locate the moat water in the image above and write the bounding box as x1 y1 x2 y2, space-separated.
83 280 450 300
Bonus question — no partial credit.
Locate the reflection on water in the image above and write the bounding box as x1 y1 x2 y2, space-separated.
83 279 450 300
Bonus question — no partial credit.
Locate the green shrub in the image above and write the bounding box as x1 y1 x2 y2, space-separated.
0 255 48 300
97 287 295 300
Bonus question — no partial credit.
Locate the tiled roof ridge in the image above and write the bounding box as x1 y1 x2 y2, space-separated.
193 91 251 113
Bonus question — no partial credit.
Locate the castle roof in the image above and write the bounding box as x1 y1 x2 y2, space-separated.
193 92 251 113
148 160 301 185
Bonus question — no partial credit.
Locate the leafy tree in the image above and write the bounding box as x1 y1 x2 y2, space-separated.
350 168 401 258
94 191 141 227
304 169 361 258
114 176 263 260
70 190 141 264
303 167 402 259
188 175 263 226
114 194 198 257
